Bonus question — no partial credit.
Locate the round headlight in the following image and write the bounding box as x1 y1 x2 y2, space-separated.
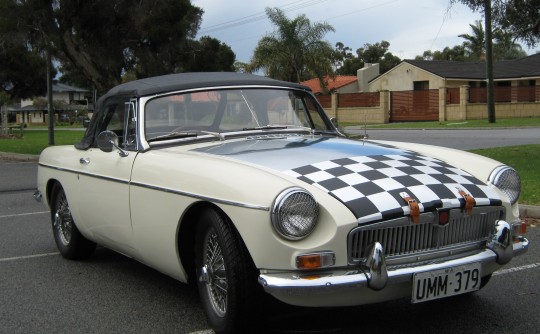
489 166 521 205
271 188 319 240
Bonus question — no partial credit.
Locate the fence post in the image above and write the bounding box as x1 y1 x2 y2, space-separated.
511 81 518 103
380 91 390 123
438 87 446 122
460 85 469 121
331 93 338 121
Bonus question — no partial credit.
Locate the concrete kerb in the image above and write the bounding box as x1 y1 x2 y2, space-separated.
0 152 39 162
520 205 540 220
0 151 538 218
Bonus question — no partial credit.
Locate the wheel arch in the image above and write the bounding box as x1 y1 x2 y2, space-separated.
45 179 61 207
177 201 256 285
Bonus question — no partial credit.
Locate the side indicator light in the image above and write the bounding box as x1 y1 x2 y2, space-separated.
513 221 527 235
296 252 335 269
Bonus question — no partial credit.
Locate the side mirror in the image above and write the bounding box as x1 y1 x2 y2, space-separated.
97 131 129 157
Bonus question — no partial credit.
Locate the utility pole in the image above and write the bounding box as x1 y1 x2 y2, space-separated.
485 0 496 123
47 50 55 145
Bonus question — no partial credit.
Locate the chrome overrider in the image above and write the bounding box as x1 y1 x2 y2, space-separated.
258 220 528 307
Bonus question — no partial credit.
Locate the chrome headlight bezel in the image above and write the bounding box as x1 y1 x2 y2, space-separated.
489 166 521 205
271 187 319 241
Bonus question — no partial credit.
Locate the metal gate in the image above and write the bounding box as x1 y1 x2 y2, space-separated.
390 90 439 122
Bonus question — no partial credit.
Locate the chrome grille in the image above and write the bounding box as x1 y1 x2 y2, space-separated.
348 207 503 263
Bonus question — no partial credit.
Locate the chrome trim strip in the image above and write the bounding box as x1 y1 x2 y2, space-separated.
39 163 129 185
129 181 270 211
40 163 269 211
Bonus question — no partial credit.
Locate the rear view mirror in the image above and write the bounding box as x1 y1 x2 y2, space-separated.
97 131 117 152
97 131 129 157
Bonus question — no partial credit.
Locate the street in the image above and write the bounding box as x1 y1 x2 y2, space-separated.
345 127 540 150
1 128 539 333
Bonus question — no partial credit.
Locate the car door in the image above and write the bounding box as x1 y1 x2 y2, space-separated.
72 97 139 256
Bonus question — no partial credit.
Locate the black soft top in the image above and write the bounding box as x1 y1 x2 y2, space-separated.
76 72 311 150
101 72 308 99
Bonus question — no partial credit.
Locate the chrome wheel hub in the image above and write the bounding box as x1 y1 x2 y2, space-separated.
200 231 227 317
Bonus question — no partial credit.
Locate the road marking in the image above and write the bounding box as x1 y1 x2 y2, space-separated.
187 331 214 334
0 211 49 219
0 252 59 263
493 262 540 276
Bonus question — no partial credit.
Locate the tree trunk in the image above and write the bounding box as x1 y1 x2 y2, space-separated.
485 0 496 123
0 103 7 135
47 51 55 145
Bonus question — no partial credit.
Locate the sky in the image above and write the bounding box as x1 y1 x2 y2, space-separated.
192 0 539 63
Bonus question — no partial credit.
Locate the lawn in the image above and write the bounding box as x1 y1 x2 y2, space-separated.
470 144 540 206
0 130 85 155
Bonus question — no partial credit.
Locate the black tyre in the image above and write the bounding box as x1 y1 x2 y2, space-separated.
51 183 96 259
194 208 259 333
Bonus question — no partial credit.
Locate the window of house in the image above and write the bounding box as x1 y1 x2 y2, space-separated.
413 81 429 91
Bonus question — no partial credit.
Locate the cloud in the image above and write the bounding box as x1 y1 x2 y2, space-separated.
193 0 539 63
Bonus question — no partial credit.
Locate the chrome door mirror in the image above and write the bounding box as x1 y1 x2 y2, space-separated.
97 131 129 157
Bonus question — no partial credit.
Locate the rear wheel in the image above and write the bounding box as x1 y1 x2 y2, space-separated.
51 183 96 259
194 208 259 333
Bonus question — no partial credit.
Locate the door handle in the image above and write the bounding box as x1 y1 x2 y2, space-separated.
79 157 90 165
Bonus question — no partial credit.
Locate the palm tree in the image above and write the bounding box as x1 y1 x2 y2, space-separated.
248 8 336 83
493 29 528 60
459 20 485 61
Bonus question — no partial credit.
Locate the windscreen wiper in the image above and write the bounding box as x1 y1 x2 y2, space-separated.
242 125 289 131
147 131 198 142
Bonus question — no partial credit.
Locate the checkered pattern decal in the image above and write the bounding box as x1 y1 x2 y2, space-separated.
284 150 502 224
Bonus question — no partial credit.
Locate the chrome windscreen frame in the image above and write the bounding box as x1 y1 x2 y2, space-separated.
136 85 338 151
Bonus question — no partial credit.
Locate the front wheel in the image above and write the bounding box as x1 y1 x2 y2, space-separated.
194 208 259 333
51 183 96 259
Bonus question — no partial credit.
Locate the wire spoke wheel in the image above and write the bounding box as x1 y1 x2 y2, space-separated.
195 208 260 333
51 183 96 259
53 191 73 246
201 229 228 317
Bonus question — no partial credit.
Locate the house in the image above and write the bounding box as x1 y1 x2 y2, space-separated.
301 75 358 95
301 63 381 94
368 53 540 97
5 82 93 124
317 54 540 124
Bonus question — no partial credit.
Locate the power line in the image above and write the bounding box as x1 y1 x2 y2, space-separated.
199 0 329 34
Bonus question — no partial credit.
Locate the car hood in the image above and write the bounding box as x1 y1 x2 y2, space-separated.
193 135 502 224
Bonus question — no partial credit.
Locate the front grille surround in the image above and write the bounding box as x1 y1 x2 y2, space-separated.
348 206 504 266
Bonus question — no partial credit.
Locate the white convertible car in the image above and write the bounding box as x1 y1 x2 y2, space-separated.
36 73 528 333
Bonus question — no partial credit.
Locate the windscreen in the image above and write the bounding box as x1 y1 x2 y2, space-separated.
144 88 331 140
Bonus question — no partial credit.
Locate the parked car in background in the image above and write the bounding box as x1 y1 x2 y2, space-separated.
35 73 528 333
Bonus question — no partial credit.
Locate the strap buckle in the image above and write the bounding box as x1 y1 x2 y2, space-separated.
457 188 476 215
400 192 420 224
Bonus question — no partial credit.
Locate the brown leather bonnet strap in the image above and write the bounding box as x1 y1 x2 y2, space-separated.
400 192 420 224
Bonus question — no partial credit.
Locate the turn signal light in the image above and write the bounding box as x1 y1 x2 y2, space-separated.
513 221 527 235
296 252 335 269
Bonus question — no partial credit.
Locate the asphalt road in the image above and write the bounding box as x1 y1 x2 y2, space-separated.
1 129 539 333
344 127 540 150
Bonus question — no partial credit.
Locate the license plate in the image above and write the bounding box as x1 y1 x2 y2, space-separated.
412 263 482 303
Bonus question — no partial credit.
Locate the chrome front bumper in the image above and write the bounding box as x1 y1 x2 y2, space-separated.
258 222 528 307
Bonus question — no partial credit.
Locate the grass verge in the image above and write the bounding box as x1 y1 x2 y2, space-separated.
0 130 85 155
470 144 540 206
